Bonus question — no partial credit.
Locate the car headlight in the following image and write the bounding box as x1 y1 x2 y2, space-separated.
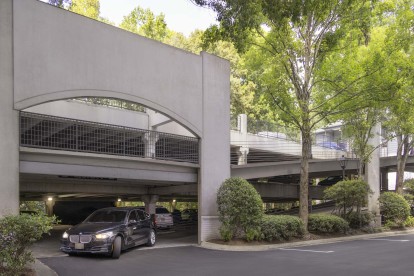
62 232 69 239
95 231 114 240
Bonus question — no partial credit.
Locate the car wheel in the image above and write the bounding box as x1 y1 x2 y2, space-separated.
67 252 76 257
146 229 156 247
112 236 122 259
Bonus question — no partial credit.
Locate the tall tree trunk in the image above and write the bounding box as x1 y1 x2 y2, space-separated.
395 134 410 194
299 119 311 231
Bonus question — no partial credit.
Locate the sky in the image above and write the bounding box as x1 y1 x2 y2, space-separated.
99 0 217 36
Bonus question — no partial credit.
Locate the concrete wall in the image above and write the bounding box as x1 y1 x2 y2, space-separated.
0 0 20 216
25 100 149 129
13 0 203 137
2 0 231 244
199 52 230 242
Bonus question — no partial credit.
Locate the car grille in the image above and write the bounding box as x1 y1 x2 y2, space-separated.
69 235 92 243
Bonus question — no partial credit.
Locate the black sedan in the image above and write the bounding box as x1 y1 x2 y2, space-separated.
60 207 156 259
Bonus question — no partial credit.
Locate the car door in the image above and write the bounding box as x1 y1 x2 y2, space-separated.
126 210 140 246
136 209 150 244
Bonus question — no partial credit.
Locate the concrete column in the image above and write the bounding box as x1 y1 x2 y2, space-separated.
199 52 231 243
236 114 249 165
45 197 55 217
0 0 20 217
238 114 247 134
142 195 159 215
365 123 381 227
143 132 159 159
237 147 249 165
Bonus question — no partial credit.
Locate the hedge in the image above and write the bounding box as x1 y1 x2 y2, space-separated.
259 215 304 241
308 214 349 234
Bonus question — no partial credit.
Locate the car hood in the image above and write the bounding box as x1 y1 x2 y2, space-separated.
67 223 121 234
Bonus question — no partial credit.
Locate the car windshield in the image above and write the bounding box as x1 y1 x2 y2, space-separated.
85 210 127 223
156 208 169 214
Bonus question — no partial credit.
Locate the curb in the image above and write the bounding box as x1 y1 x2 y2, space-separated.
200 229 414 251
33 259 58 276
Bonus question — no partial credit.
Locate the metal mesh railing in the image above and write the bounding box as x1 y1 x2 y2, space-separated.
20 112 199 164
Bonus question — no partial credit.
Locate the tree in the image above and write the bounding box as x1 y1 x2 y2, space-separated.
119 7 168 41
48 0 71 8
192 0 378 230
70 0 100 20
380 0 414 194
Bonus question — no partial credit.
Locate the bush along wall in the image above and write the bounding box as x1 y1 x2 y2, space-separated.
217 177 263 241
323 178 372 229
259 215 305 241
379 192 410 228
0 213 58 276
308 214 349 234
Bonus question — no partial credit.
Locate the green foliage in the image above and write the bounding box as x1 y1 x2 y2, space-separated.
245 228 261 242
70 0 100 20
404 216 414 228
119 6 167 41
403 178 414 205
219 222 233 242
324 179 372 217
379 192 410 227
259 215 305 242
217 177 263 241
308 214 349 234
346 212 373 229
19 201 46 214
0 214 58 275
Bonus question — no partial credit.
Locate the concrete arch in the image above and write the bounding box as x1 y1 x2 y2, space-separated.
13 0 204 138
16 90 201 138
2 0 231 244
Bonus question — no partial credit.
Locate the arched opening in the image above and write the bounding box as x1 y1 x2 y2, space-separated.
21 97 199 163
19 97 199 246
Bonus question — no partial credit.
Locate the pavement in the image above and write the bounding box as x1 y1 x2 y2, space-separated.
31 227 414 276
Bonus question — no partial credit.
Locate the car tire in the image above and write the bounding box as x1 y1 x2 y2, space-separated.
67 252 76 257
146 229 156 247
112 236 122 259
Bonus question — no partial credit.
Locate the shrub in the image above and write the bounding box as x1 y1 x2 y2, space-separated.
324 179 372 217
403 179 414 206
345 212 372 229
405 216 414 228
217 177 263 241
259 215 305 241
308 214 349 234
0 214 58 276
379 192 410 228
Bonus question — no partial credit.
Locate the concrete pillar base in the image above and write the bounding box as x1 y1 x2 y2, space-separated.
370 215 382 228
199 216 220 243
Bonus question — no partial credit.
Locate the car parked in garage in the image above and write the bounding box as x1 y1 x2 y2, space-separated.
137 206 174 229
60 207 156 259
181 209 198 222
318 175 343 186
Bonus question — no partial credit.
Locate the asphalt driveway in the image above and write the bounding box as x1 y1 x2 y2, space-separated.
39 233 414 276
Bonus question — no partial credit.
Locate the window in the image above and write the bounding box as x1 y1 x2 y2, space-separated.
137 210 146 220
128 210 137 222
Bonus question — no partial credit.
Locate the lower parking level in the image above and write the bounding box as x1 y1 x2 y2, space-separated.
31 222 198 259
